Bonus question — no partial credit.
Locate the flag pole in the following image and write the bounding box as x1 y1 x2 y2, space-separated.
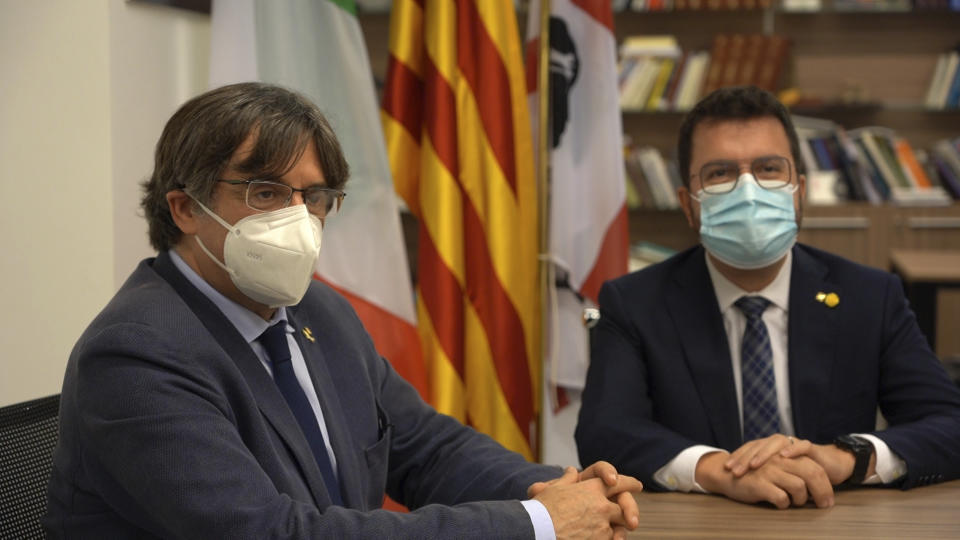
535 0 551 464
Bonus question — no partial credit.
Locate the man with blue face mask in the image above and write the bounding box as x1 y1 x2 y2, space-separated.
577 86 960 509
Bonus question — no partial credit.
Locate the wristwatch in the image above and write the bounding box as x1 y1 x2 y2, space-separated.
833 434 874 486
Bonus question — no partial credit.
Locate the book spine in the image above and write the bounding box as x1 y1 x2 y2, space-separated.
646 58 676 110
754 35 789 91
721 33 747 88
894 138 933 188
854 136 892 200
662 51 689 111
701 34 729 96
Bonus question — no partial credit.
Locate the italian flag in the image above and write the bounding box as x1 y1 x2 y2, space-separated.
209 0 426 398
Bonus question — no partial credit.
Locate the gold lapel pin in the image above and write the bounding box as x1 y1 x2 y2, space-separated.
302 327 316 342
814 291 839 308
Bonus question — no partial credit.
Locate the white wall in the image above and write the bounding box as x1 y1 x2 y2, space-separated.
109 0 210 287
0 0 209 406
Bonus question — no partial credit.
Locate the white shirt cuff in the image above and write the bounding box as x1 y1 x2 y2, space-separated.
855 433 907 484
653 445 725 493
521 499 556 540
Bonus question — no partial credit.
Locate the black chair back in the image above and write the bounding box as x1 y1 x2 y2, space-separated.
0 395 60 540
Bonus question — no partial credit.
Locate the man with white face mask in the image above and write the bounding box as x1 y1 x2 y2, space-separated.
45 83 644 539
577 86 960 509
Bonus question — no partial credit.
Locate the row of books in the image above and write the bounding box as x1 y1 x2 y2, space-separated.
614 0 957 10
618 35 708 111
623 118 960 210
618 34 790 111
614 0 773 10
924 51 960 109
623 143 683 210
793 116 958 205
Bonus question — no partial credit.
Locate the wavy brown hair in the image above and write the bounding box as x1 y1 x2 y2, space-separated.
141 82 349 251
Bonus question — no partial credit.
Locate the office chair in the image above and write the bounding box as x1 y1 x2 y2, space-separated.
0 395 60 540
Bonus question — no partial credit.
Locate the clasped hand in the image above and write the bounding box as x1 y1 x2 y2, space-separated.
696 433 861 509
528 461 644 540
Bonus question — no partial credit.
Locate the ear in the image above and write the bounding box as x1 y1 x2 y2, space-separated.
796 173 807 207
678 186 697 230
166 190 201 235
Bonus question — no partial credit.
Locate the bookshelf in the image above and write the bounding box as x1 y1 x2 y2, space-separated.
615 8 960 153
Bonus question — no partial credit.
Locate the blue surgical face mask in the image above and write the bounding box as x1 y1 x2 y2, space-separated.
693 173 798 270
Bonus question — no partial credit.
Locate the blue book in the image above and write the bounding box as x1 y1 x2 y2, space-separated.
932 154 960 198
946 61 960 108
854 138 891 200
810 137 837 170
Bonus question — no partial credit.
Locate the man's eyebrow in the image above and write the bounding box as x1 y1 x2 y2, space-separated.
700 154 786 165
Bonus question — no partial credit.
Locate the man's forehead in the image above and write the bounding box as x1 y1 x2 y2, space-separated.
691 117 789 160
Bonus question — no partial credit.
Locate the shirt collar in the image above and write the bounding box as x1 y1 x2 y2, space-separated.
705 249 792 313
167 249 288 344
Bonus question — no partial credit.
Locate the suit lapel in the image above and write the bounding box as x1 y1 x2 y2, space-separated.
667 248 743 450
787 247 840 441
151 253 332 507
286 308 365 510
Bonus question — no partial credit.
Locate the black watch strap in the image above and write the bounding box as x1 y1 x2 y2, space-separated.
834 434 874 486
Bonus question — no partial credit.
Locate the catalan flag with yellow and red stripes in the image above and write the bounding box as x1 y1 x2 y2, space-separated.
381 0 541 460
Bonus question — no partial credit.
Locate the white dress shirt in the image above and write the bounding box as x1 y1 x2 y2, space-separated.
654 250 906 492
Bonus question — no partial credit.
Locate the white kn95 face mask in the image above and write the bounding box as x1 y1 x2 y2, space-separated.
190 197 322 308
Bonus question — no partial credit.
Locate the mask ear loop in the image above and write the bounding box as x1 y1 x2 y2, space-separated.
187 195 239 278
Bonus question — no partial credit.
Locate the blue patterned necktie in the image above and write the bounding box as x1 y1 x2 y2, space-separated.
259 323 343 506
735 296 781 442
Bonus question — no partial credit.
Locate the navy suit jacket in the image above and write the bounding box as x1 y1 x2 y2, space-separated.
45 253 559 539
576 244 960 491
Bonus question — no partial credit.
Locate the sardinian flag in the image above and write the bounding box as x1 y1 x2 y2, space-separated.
526 0 629 409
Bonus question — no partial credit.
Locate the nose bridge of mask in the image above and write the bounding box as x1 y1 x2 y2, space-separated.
737 172 763 195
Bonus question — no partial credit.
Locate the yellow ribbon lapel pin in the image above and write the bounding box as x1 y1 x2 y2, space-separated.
302 327 316 342
814 291 839 308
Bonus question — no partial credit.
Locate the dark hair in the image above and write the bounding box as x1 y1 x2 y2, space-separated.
141 82 350 251
677 86 804 187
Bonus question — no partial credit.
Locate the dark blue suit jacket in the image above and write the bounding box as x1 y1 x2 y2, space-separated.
576 244 960 491
45 252 559 538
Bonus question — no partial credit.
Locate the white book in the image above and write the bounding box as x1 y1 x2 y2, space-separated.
933 52 959 109
621 57 662 110
619 57 647 108
639 147 679 209
620 35 681 58
676 52 710 111
890 186 953 207
925 53 949 109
